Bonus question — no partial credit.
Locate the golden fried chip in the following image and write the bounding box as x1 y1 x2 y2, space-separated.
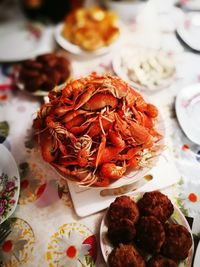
61 6 120 51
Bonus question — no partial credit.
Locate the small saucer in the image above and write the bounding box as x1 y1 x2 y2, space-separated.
176 12 200 52
0 145 20 224
175 83 200 145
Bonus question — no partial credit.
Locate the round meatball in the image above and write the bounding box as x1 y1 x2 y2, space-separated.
147 255 178 267
107 195 139 224
23 59 43 70
36 53 57 63
19 69 39 80
107 218 136 246
25 74 47 92
137 191 174 223
161 223 192 261
108 244 146 267
136 216 165 254
18 52 71 93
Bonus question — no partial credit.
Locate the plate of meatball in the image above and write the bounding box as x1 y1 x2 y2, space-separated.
15 53 71 96
100 191 193 267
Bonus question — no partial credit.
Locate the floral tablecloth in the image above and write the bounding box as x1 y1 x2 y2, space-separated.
0 0 200 266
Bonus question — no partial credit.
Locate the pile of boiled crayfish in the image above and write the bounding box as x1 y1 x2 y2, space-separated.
33 73 162 187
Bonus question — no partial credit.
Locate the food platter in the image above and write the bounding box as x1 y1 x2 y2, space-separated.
0 144 20 224
33 73 165 190
112 46 176 92
175 83 200 145
54 23 121 57
14 52 72 97
100 194 193 267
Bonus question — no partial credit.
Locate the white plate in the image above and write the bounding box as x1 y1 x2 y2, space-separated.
0 144 20 224
103 0 145 21
175 83 200 145
100 197 194 267
54 23 120 57
112 46 176 92
180 0 200 11
194 242 200 267
46 222 97 266
0 21 54 62
176 12 200 51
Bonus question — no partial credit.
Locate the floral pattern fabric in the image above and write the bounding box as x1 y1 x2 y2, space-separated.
0 1 200 266
0 173 18 223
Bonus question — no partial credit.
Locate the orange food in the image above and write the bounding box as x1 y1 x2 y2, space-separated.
33 73 162 187
62 6 120 51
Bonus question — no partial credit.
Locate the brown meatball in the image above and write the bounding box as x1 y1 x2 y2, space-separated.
137 191 174 223
147 255 178 267
24 74 47 92
43 69 61 85
108 243 146 267
107 218 136 246
59 69 70 83
56 56 70 68
161 223 192 261
19 69 39 80
42 79 57 91
36 53 57 63
23 59 43 70
107 195 140 224
18 53 71 93
136 216 165 254
55 57 71 83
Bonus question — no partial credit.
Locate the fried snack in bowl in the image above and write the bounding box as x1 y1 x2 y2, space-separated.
32 73 163 188
61 6 120 51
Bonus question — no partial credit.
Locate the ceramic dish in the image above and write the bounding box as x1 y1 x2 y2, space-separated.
112 46 176 92
0 144 20 224
46 223 97 266
100 195 194 267
14 55 72 97
0 21 54 62
176 12 200 52
54 23 120 57
179 0 200 11
175 83 200 145
194 242 200 267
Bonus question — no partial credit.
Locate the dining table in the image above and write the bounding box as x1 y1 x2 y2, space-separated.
0 0 200 266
